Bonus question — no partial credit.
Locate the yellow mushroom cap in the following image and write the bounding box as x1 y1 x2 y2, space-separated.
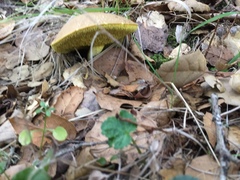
51 12 138 53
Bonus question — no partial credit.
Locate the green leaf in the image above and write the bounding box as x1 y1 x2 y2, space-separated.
0 161 7 174
101 110 137 149
40 101 47 108
119 110 136 122
35 108 42 115
52 126 68 141
12 167 50 180
18 129 32 146
97 157 107 166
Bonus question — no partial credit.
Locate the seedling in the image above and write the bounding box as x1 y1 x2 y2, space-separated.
18 101 68 147
101 110 137 150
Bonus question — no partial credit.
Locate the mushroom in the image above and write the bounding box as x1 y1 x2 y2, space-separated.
51 12 138 54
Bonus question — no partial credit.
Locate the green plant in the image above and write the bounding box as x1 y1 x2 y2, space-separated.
151 53 171 69
12 149 54 180
101 110 137 150
18 101 67 147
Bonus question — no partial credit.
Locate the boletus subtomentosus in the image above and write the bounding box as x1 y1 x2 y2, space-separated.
51 12 138 53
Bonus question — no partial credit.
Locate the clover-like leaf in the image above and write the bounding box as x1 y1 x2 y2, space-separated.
101 110 137 149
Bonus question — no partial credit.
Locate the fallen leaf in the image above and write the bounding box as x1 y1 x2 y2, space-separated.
185 155 238 179
229 70 240 93
169 43 191 59
32 62 53 81
96 91 142 111
204 73 225 93
53 86 84 119
205 46 233 70
168 0 210 12
202 77 240 106
223 25 240 56
15 29 50 61
157 50 207 87
8 65 30 83
228 126 240 151
129 39 155 62
93 46 126 77
125 60 153 83
0 20 15 40
203 112 216 147
63 63 87 89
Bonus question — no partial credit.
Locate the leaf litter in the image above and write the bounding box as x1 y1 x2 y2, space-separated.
1 0 240 179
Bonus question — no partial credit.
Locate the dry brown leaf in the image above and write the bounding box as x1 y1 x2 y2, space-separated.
33 113 76 147
203 112 216 147
186 155 238 179
204 73 225 93
0 43 19 71
159 159 185 180
15 29 49 61
63 63 87 89
93 46 125 77
32 62 53 81
129 39 154 62
229 70 240 93
168 0 210 12
228 126 240 151
0 120 17 143
54 86 84 119
157 50 207 88
205 46 233 70
66 147 94 179
96 91 142 111
223 26 240 56
140 100 171 127
0 20 15 40
169 43 191 59
8 65 30 82
202 77 240 106
125 60 153 83
105 73 119 87
88 170 109 180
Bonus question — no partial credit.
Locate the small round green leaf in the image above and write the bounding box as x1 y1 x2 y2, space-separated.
52 126 68 141
19 129 32 146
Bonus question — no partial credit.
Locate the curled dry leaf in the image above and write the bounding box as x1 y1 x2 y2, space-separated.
229 70 240 93
204 73 225 93
51 12 138 53
168 0 210 12
169 43 191 59
157 50 207 88
0 20 15 40
202 77 240 106
63 63 87 89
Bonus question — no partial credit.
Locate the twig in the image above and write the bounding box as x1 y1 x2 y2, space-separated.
211 93 240 180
